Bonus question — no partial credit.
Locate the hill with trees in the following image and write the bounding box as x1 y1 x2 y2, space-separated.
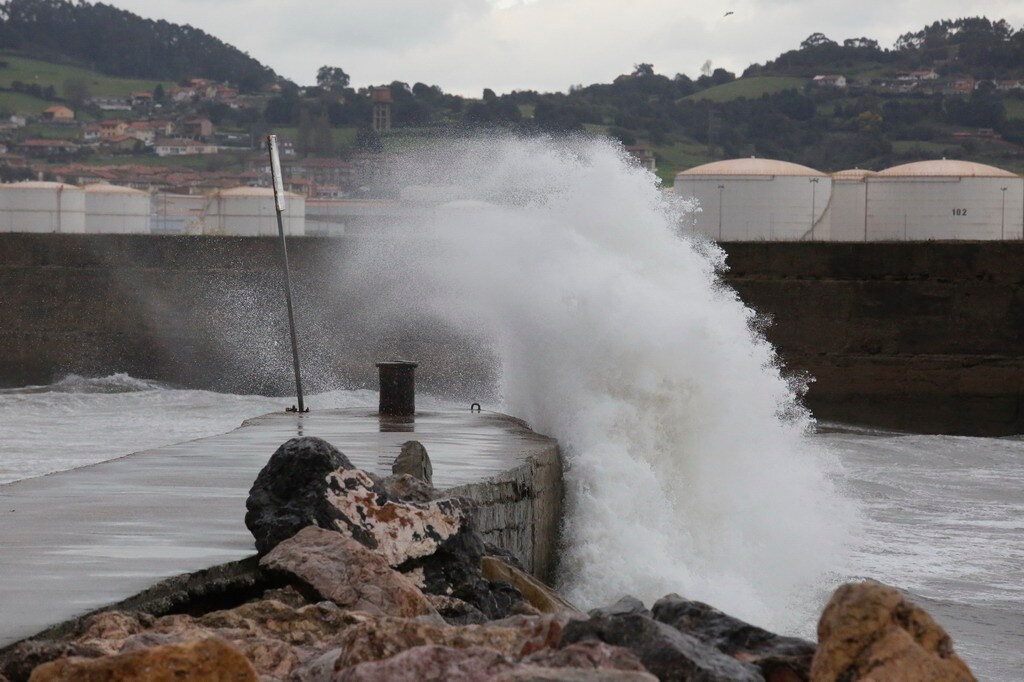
2 9 1024 187
0 0 278 91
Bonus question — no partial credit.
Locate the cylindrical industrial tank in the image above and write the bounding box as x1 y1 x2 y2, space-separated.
868 160 1024 240
204 187 305 237
0 181 85 233
828 169 877 241
84 183 151 234
674 158 832 241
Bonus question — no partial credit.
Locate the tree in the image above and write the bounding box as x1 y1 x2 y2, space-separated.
801 33 837 49
632 63 655 77
153 83 165 102
843 37 880 50
316 66 350 91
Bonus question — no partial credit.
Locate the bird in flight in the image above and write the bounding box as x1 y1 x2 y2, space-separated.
724 10 734 16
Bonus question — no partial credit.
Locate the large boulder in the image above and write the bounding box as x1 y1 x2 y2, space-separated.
334 644 659 682
482 557 582 616
27 637 257 682
244 437 355 555
259 526 438 619
330 613 570 670
810 582 976 682
653 593 815 682
392 440 433 485
559 611 763 682
246 437 528 619
335 645 513 682
65 599 366 680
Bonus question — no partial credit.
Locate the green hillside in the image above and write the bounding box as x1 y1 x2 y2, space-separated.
0 54 173 97
685 77 808 102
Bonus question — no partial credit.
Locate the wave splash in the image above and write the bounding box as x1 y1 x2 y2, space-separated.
357 135 854 631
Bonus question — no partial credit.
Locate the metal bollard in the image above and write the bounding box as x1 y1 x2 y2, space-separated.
376 361 418 416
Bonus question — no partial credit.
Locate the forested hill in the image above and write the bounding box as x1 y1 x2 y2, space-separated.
0 0 278 91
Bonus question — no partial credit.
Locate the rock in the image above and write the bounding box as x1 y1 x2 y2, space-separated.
70 600 368 681
810 582 976 682
482 557 582 616
27 637 258 682
244 437 355 555
590 596 652 619
335 645 513 682
381 473 438 503
653 593 815 682
392 440 433 485
492 670 658 682
560 612 763 682
322 467 474 566
490 614 574 656
335 640 658 682
522 640 649 672
259 526 437 619
331 613 569 669
426 595 489 625
2 641 105 682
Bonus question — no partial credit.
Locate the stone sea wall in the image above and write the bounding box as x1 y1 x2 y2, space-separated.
3 234 1024 434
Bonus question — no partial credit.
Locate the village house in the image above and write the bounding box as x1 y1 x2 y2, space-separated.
90 96 132 112
944 79 976 95
18 139 80 157
154 138 219 157
183 118 214 140
99 120 130 139
81 124 102 141
127 121 157 144
282 158 355 187
812 74 847 88
41 105 75 122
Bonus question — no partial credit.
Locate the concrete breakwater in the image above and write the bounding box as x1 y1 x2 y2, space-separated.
3 234 1024 434
0 408 562 651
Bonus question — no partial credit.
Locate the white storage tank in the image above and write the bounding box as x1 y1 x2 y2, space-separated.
674 158 832 241
0 181 85 233
84 183 151 234
204 187 305 237
828 169 876 241
868 160 1023 240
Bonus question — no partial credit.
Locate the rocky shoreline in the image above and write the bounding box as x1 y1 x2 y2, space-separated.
0 436 977 681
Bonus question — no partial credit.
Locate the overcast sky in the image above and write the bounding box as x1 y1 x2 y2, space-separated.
102 1 1024 96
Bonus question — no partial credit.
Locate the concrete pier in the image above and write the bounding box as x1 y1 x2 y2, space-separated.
0 408 561 649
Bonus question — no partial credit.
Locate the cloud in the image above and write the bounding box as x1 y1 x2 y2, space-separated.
102 0 1024 95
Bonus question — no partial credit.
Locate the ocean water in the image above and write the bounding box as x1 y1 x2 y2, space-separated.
2 379 1019 679
2 137 1019 679
817 424 1024 681
0 374 378 486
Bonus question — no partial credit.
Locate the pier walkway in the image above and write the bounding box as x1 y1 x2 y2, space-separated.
0 408 556 648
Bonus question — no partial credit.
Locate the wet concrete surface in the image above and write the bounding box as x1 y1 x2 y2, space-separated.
0 408 555 648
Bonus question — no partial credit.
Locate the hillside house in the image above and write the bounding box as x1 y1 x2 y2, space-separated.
99 120 130 139
183 118 214 140
18 139 79 157
41 105 74 122
283 158 355 186
943 79 976 95
82 124 102 141
90 96 132 112
127 122 157 144
155 138 219 156
812 74 847 88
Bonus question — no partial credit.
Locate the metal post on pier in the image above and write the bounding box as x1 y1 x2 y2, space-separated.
267 134 307 413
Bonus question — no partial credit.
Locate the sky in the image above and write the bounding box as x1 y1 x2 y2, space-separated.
101 0 1024 96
